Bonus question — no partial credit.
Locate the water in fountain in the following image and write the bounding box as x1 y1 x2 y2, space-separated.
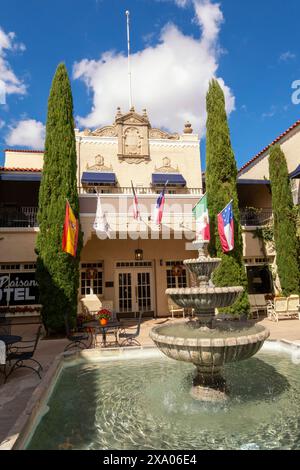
150 241 270 402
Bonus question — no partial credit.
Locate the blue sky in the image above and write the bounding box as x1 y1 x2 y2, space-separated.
0 0 300 169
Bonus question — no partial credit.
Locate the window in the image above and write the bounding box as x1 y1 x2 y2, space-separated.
116 261 152 268
80 263 103 296
166 261 187 289
0 263 36 271
247 266 273 294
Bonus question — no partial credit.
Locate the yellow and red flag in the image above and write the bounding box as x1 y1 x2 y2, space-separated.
62 200 79 257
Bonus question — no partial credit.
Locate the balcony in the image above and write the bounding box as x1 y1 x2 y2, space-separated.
0 206 38 228
240 208 273 227
79 186 202 195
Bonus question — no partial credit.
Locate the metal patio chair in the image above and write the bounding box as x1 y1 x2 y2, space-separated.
64 319 92 352
118 311 143 347
4 326 43 382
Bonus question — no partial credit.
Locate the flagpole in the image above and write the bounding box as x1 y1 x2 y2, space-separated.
126 10 133 110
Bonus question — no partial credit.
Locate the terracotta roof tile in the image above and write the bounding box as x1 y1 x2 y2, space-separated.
0 167 42 172
238 119 300 174
4 149 44 153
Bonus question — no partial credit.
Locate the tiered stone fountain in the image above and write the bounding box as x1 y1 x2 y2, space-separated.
150 242 270 401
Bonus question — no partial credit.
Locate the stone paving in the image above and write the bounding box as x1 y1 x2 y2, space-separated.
0 316 300 448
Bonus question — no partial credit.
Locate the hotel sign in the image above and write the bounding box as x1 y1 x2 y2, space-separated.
0 272 39 306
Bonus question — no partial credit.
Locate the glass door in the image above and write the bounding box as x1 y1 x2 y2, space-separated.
118 272 133 313
137 271 152 312
116 266 155 316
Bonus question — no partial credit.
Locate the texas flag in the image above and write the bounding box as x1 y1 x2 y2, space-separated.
218 201 234 253
154 185 167 225
131 181 140 221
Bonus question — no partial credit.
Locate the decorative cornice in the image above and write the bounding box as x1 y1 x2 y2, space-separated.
149 140 199 148
149 128 179 140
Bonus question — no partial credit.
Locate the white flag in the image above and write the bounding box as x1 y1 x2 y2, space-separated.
93 194 112 239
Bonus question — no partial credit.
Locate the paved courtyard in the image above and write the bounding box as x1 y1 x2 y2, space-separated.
0 316 300 448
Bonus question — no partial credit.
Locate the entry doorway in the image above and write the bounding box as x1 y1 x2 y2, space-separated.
115 261 155 318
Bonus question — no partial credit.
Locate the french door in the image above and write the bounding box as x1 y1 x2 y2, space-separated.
116 267 155 315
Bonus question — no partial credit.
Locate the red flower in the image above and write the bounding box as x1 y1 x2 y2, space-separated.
96 309 111 320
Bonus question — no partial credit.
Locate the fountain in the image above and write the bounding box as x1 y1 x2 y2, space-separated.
150 241 270 401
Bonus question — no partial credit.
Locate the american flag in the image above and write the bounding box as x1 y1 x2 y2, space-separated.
154 184 167 225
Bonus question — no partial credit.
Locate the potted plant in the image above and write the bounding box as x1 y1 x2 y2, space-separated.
96 309 111 326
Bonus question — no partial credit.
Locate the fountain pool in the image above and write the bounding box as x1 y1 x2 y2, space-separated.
24 345 300 450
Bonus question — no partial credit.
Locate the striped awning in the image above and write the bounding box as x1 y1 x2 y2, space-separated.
237 179 270 185
152 173 186 186
290 165 300 179
81 172 116 185
0 172 41 182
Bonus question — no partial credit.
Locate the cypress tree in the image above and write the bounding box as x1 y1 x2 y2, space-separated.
206 79 249 315
269 145 299 295
36 63 82 334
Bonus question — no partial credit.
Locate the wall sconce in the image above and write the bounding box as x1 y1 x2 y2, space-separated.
160 259 164 266
135 249 143 261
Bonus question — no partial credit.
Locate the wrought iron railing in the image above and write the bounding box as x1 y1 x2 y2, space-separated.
0 206 38 228
240 208 273 227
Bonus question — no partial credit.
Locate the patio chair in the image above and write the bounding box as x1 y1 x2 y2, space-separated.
287 295 300 319
80 294 102 316
118 311 143 347
248 294 259 320
267 297 290 322
4 326 43 382
0 318 11 336
64 321 92 352
168 298 185 319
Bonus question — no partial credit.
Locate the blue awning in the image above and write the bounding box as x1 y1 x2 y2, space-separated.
237 179 270 185
81 172 116 185
0 172 41 182
290 165 300 179
152 173 186 186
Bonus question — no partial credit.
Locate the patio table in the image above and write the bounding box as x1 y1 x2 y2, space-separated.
83 321 121 347
0 335 22 346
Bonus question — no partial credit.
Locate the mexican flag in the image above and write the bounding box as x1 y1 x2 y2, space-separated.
192 193 211 242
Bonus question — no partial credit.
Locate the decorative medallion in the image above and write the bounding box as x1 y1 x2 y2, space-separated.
154 157 179 174
86 155 113 172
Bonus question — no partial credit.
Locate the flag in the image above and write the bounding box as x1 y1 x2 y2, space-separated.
154 185 167 225
218 201 234 253
192 193 210 242
62 201 79 257
93 193 112 239
131 181 140 220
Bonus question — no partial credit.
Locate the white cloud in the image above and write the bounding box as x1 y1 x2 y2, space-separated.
279 51 296 62
6 119 45 149
0 26 26 97
73 0 235 137
0 119 5 129
262 105 276 119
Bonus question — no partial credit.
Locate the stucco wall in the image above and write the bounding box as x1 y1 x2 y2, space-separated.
239 126 300 180
81 237 197 317
4 151 43 170
76 134 202 190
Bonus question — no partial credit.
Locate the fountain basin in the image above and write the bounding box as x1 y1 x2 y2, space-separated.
184 258 221 279
166 286 244 312
150 322 270 368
